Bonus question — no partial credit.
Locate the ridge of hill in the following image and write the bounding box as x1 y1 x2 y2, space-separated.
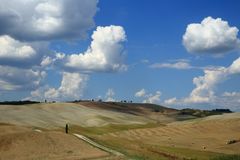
75 101 232 121
0 101 232 129
75 101 177 115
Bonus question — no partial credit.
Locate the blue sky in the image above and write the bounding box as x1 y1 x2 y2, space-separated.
0 0 240 110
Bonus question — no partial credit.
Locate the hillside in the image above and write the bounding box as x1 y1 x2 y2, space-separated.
0 124 110 160
94 112 240 159
75 101 232 122
0 101 232 129
76 101 178 114
0 102 238 160
0 102 155 129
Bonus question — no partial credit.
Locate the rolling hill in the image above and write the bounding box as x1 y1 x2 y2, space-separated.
0 101 239 160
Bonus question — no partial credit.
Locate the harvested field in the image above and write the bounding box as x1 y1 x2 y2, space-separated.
0 124 111 160
0 103 153 129
94 113 240 159
0 102 239 160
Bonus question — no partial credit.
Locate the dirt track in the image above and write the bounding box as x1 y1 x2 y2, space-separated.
73 133 124 156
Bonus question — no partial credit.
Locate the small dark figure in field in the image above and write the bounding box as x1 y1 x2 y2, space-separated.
65 124 69 134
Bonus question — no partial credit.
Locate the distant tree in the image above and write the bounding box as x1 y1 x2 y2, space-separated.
65 124 69 134
212 109 232 113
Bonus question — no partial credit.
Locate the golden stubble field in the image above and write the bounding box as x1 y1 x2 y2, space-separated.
0 102 239 160
94 113 240 159
0 124 111 160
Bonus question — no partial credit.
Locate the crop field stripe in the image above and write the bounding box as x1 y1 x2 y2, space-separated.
73 133 124 157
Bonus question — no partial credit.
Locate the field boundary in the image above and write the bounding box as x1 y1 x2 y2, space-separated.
73 133 124 157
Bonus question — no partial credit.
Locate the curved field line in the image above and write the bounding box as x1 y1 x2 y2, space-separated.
73 133 124 157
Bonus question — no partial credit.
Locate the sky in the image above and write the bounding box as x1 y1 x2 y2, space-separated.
0 0 240 111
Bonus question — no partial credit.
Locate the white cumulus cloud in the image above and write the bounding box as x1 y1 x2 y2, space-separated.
150 61 192 70
0 35 36 60
0 65 46 91
135 89 161 104
0 35 50 68
164 97 177 105
165 57 240 110
106 88 115 97
135 89 146 97
45 72 88 100
0 0 98 41
223 92 240 97
183 17 240 55
40 56 53 67
184 57 240 103
60 25 127 72
105 88 115 102
29 72 88 101
143 91 161 104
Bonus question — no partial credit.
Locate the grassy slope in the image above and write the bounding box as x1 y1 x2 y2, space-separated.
66 110 240 160
91 137 223 160
1 102 239 160
66 121 239 160
65 123 164 136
